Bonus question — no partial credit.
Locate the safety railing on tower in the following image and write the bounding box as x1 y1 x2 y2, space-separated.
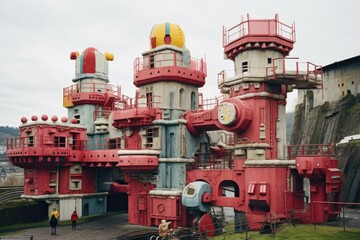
133 51 207 76
113 93 161 110
198 94 229 110
7 136 86 151
223 14 295 46
287 144 336 159
6 135 131 152
266 57 323 85
63 83 121 101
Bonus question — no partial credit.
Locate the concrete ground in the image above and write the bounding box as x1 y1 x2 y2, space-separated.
0 213 157 240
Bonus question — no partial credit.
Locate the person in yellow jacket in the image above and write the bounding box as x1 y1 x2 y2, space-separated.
50 208 60 220
158 219 172 238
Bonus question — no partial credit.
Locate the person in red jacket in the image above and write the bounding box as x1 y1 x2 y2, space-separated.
71 210 79 230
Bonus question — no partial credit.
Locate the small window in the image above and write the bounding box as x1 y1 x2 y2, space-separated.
70 180 82 190
352 81 354 85
54 136 66 147
149 54 154 68
146 128 158 148
267 58 272 64
248 182 256 194
242 61 248 73
191 92 196 110
74 109 79 114
146 92 153 107
108 138 121 149
179 88 184 108
259 183 267 195
27 136 34 147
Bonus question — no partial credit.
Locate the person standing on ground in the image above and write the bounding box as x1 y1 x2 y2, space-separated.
49 214 58 235
71 210 79 230
50 208 60 220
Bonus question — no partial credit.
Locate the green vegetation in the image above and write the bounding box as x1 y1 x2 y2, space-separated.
0 200 48 228
212 224 360 240
0 126 18 145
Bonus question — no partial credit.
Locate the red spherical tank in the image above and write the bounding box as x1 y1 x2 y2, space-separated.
41 114 48 121
51 115 58 122
61 117 68 123
31 115 38 121
21 117 28 124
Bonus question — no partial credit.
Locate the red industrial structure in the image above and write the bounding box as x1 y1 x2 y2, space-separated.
7 15 341 236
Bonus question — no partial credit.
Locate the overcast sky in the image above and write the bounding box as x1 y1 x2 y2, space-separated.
1 0 359 127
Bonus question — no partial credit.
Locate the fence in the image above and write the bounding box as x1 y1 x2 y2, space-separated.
118 203 360 239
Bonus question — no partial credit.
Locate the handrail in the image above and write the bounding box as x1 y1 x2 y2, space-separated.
7 136 126 151
113 94 161 110
63 83 121 97
223 14 295 46
287 144 336 158
133 51 207 76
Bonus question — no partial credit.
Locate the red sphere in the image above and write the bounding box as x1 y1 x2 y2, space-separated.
51 115 58 122
21 117 28 124
31 115 38 121
71 118 78 124
41 114 48 121
61 117 68 123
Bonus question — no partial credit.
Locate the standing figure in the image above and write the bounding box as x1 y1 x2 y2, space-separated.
50 208 60 220
158 219 172 238
49 214 58 235
71 210 79 230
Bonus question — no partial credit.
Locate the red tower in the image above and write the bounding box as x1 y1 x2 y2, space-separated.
183 14 340 232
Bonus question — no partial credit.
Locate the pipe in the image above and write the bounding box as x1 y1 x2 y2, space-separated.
244 160 295 166
152 119 187 125
110 182 128 193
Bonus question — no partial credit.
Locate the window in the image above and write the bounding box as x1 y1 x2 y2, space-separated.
149 54 154 68
27 136 34 147
259 182 267 195
242 61 248 73
179 88 184 108
108 138 121 149
267 58 272 64
146 128 159 148
146 92 153 107
191 92 196 110
69 180 82 190
54 136 66 147
248 182 256 194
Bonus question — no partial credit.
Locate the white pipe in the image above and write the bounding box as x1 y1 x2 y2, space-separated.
159 158 194 163
21 192 108 200
152 119 187 125
244 160 295 166
118 149 160 155
149 189 182 196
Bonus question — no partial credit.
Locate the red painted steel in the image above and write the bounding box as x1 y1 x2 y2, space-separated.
6 15 341 233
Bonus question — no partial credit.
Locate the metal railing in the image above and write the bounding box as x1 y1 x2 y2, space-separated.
267 57 323 83
287 144 336 159
133 51 207 76
63 82 121 98
198 94 229 110
223 14 295 46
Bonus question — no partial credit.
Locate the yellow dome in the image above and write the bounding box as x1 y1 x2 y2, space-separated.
150 22 185 49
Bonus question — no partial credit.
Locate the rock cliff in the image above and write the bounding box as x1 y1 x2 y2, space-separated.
290 92 360 202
